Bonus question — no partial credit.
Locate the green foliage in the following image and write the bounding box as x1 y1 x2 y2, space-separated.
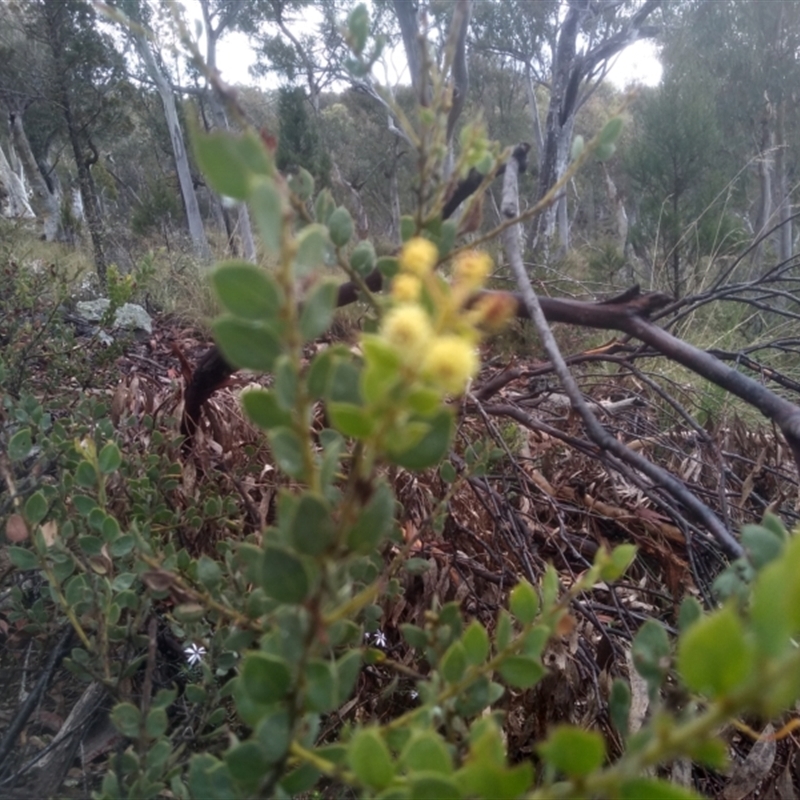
6 8 800 800
131 177 182 237
275 86 331 186
623 78 747 296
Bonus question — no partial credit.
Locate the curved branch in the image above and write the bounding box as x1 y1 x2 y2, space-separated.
498 135 743 560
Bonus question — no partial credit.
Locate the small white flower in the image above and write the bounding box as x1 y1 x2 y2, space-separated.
363 630 388 648
409 690 419 700
184 643 206 666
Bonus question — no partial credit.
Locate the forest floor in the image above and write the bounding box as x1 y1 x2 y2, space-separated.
2 299 800 799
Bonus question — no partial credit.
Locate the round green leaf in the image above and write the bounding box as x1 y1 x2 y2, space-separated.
213 317 281 373
598 116 624 147
261 544 310 604
267 427 306 478
9 546 38 571
621 778 703 799
347 728 394 791
242 388 292 430
305 660 337 712
256 708 291 763
74 460 97 488
537 725 605 778
498 656 545 690
241 651 292 704
336 650 362 702
462 620 490 666
632 618 670 690
410 773 462 800
289 167 315 200
347 481 394 554
24 491 48 526
294 224 329 275
387 409 453 471
440 642 467 684
299 279 338 341
193 130 249 200
329 402 375 439
401 732 453 775
350 240 376 276
677 605 754 698
145 707 168 738
509 580 539 624
250 178 283 253
97 442 122 475
741 524 784 569
328 206 353 247
314 188 335 224
197 555 222 589
609 678 631 736
290 493 335 556
226 741 270 789
110 702 142 738
212 261 282 321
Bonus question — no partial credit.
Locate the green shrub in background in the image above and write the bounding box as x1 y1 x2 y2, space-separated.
5 6 800 800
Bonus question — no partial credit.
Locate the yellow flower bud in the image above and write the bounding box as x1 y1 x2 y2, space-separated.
454 250 492 288
381 305 433 363
423 335 479 395
470 292 517 331
399 237 438 277
391 274 422 303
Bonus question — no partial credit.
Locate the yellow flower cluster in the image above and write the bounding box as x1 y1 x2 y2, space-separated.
382 305 432 363
398 236 438 277
376 237 513 397
454 250 492 288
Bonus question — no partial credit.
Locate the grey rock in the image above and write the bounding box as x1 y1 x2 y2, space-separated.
75 299 153 334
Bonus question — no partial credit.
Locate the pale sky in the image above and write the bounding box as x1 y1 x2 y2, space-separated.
211 23 663 91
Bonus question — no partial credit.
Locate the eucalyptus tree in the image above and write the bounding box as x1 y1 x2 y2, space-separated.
120 0 211 262
624 78 739 297
661 0 800 266
195 0 256 261
5 0 133 278
469 0 662 255
0 2 65 239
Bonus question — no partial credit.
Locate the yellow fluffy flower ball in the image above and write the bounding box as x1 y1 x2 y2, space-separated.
454 250 492 288
423 335 479 395
399 237 438 277
391 274 422 303
381 305 433 363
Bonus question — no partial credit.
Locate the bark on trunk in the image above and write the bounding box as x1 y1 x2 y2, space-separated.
61 87 107 281
389 141 402 244
775 101 792 263
132 31 211 262
0 141 34 218
393 0 427 103
529 0 661 254
529 1 587 254
202 14 256 263
8 110 61 239
751 95 775 268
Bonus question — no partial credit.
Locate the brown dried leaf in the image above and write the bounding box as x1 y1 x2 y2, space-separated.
6 514 28 543
142 569 176 592
40 520 58 547
722 725 776 800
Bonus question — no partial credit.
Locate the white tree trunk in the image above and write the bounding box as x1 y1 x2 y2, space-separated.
131 32 211 262
199 2 256 265
775 103 792 263
0 141 34 218
9 111 61 239
389 140 401 244
604 166 628 253
205 89 256 262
